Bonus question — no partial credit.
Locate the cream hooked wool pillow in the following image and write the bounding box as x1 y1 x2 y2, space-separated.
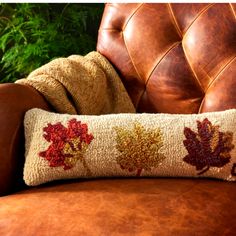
23 108 236 186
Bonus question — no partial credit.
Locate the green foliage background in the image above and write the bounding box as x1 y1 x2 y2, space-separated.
0 3 104 82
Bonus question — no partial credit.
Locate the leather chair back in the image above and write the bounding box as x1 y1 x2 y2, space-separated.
97 3 236 114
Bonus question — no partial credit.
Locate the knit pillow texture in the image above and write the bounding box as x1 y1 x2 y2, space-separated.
23 108 236 186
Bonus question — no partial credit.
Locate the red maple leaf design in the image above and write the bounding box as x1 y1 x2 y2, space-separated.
39 119 94 171
183 118 234 175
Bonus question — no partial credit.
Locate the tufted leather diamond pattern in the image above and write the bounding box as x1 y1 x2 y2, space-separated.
97 3 236 114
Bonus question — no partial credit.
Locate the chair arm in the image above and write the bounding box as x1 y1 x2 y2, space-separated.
0 83 50 196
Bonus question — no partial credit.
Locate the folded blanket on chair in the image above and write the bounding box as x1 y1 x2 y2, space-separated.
16 51 135 115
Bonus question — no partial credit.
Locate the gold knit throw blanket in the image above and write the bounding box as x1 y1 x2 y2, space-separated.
16 51 135 115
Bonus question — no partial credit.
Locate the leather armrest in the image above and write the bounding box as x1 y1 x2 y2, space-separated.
0 83 50 196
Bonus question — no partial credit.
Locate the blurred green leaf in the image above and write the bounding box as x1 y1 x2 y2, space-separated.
0 3 104 82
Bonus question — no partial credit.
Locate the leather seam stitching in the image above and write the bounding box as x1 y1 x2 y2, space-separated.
229 3 236 19
182 43 205 94
205 56 236 92
100 4 143 33
122 32 143 82
122 31 144 109
183 3 214 36
136 41 181 110
198 96 206 114
122 3 144 31
146 41 181 84
198 56 236 113
167 3 182 38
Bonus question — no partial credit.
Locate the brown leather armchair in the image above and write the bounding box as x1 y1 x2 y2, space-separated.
0 3 235 235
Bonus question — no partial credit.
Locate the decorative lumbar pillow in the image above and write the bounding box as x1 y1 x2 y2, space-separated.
23 108 236 186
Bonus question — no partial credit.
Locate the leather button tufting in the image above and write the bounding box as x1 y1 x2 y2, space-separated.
97 3 236 114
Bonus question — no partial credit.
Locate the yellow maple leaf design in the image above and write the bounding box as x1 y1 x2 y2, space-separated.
114 122 165 176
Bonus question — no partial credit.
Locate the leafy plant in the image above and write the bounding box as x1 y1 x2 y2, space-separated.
0 3 104 82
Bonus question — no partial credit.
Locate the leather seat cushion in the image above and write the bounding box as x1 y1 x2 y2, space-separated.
0 178 235 235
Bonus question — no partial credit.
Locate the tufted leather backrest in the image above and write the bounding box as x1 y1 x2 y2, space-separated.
97 3 236 114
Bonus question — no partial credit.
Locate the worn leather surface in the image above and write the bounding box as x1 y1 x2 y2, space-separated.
0 84 50 196
97 3 236 113
0 178 235 236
